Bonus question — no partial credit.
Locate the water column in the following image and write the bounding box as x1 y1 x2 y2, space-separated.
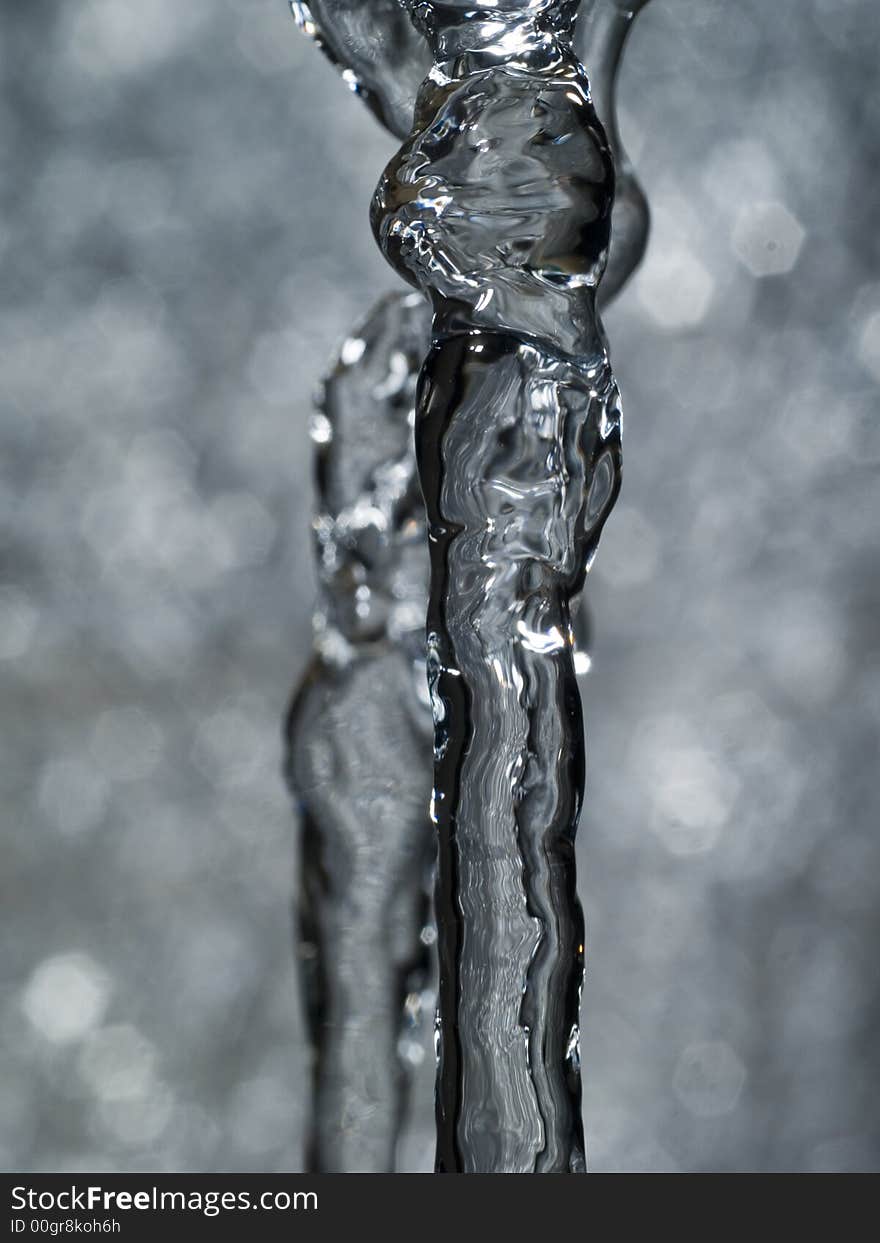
579 0 652 301
286 291 435 1173
372 1 622 1172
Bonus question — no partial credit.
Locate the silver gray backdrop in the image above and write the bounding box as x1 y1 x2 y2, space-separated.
1 0 878 1172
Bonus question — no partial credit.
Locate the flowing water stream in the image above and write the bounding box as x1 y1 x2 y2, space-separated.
289 0 652 1173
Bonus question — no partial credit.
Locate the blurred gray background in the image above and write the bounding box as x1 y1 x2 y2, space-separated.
1 0 878 1172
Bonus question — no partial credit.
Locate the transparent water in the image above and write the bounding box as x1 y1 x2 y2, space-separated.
286 290 434 1172
291 0 650 1173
